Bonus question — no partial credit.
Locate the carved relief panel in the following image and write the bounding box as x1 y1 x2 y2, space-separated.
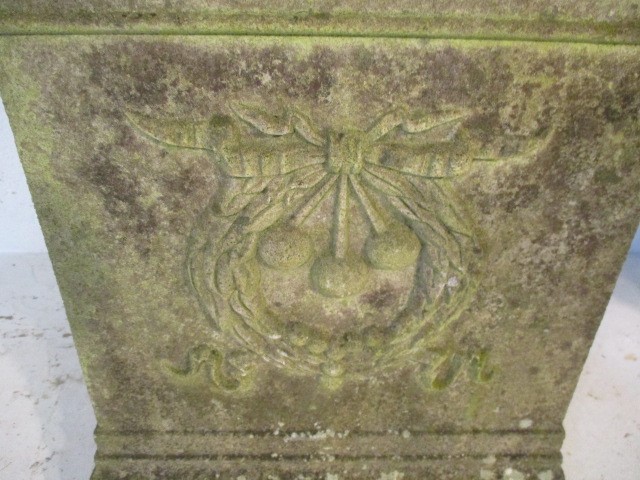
130 103 548 392
2 33 639 479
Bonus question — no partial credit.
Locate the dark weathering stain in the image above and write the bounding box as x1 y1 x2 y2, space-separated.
361 283 398 310
162 165 206 200
81 119 213 256
498 184 541 213
86 41 338 110
296 47 338 100
82 141 158 255
418 46 488 104
160 164 209 231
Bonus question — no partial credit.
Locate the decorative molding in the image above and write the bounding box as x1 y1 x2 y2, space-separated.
1 10 639 45
95 430 564 459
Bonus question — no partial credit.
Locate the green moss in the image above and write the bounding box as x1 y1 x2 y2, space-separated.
1 34 638 478
594 166 623 184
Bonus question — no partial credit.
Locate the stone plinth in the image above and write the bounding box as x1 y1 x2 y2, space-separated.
1 2 639 478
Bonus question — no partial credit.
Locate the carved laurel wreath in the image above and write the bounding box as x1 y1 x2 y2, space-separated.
129 103 548 390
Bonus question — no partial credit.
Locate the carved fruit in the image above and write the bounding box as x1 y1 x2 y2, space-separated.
258 225 313 270
365 223 421 270
310 254 370 298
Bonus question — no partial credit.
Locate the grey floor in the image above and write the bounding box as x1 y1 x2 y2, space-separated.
1 102 639 480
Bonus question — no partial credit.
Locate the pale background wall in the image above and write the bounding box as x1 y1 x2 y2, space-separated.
0 101 96 480
1 99 639 480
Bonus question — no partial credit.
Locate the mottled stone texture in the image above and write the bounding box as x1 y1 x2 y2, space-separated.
1 24 639 480
2 1 640 44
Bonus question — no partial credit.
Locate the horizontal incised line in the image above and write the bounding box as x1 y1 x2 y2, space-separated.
95 430 564 460
95 428 564 437
95 453 562 461
0 11 639 45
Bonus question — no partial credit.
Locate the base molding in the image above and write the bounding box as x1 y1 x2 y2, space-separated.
93 430 564 479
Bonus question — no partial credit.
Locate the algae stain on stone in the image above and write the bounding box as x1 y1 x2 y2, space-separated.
593 166 623 184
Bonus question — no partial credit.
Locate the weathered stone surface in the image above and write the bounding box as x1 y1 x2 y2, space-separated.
1 1 640 44
1 4 639 479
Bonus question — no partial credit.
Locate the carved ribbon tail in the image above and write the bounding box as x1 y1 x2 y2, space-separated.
125 111 220 151
165 344 252 392
471 129 555 165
